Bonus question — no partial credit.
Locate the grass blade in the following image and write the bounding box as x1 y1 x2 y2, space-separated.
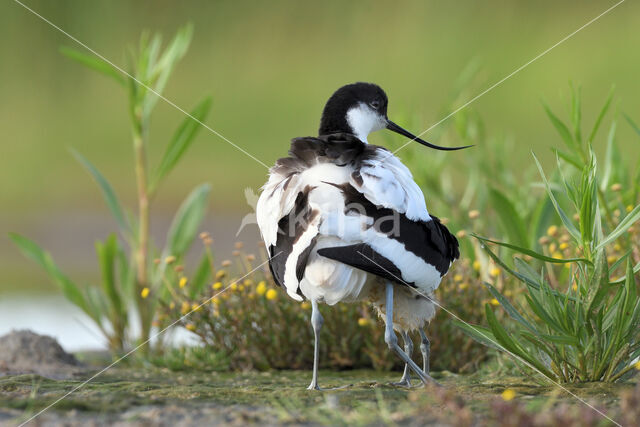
60 46 125 86
595 204 640 251
150 97 212 194
72 150 131 235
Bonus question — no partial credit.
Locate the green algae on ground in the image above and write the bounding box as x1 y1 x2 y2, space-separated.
0 368 635 425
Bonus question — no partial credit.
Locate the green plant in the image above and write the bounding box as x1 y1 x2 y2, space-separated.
10 24 212 352
458 91 640 382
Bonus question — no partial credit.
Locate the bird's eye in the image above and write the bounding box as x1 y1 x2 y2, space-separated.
370 101 380 109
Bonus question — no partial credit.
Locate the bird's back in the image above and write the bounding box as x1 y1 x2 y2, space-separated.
257 134 459 303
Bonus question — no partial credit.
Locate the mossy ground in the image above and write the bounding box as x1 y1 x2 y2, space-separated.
0 366 633 426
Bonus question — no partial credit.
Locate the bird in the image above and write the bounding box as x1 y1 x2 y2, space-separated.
256 82 466 389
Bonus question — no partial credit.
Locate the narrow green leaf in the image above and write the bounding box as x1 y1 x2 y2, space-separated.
453 321 502 351
533 153 581 242
588 87 614 143
488 187 529 246
623 113 640 137
473 234 591 265
72 150 131 235
60 46 125 86
595 204 640 251
166 183 211 257
543 102 575 150
483 282 537 333
96 234 124 319
189 255 212 299
150 97 212 193
9 233 88 313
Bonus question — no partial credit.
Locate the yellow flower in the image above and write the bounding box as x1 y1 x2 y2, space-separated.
169 301 175 310
230 282 238 291
473 260 481 271
607 255 617 264
626 205 633 213
610 183 622 192
266 289 278 300
468 210 480 220
614 243 622 251
140 287 150 299
238 285 245 292
456 230 467 239
179 277 188 288
559 242 569 250
243 279 253 286
358 317 369 327
490 298 500 306
256 281 267 296
185 324 196 332
572 283 578 292
215 270 226 279
221 260 232 267
181 301 190 314
552 252 563 259
547 225 558 237
548 243 557 253
165 255 176 264
453 274 463 283
211 297 220 305
191 303 201 312
301 301 311 310
490 267 501 278
212 282 223 290
501 389 516 401
458 283 469 290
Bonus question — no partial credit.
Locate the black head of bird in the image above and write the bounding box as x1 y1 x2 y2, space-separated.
318 82 472 150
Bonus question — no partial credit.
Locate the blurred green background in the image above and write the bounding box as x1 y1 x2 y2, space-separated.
1 0 639 294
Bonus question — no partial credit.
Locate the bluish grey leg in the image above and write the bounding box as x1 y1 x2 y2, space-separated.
307 299 323 390
391 330 412 387
419 328 431 375
384 282 437 386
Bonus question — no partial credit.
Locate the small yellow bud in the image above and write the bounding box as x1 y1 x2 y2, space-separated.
610 183 622 192
538 236 551 245
179 277 188 288
490 298 500 306
614 243 622 251
468 210 480 220
634 361 640 370
301 301 311 310
174 265 184 273
232 250 241 257
607 255 617 264
458 283 469 290
266 289 278 300
140 287 150 299
185 324 196 332
221 260 232 267
243 279 253 286
552 252 563 259
626 205 633 213
230 282 238 291
501 389 516 401
456 230 467 239
165 255 176 264
191 303 201 312
473 260 481 271
490 267 501 278
453 274 463 282
559 242 569 250
256 281 267 296
216 270 226 279
246 254 256 262
548 243 557 253
181 301 190 314
212 282 223 290
169 301 175 310
199 231 210 240
238 285 245 292
234 241 244 249
212 297 220 305
572 283 578 292
357 317 369 327
547 225 558 237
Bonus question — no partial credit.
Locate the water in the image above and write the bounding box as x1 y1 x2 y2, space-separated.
0 294 106 352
